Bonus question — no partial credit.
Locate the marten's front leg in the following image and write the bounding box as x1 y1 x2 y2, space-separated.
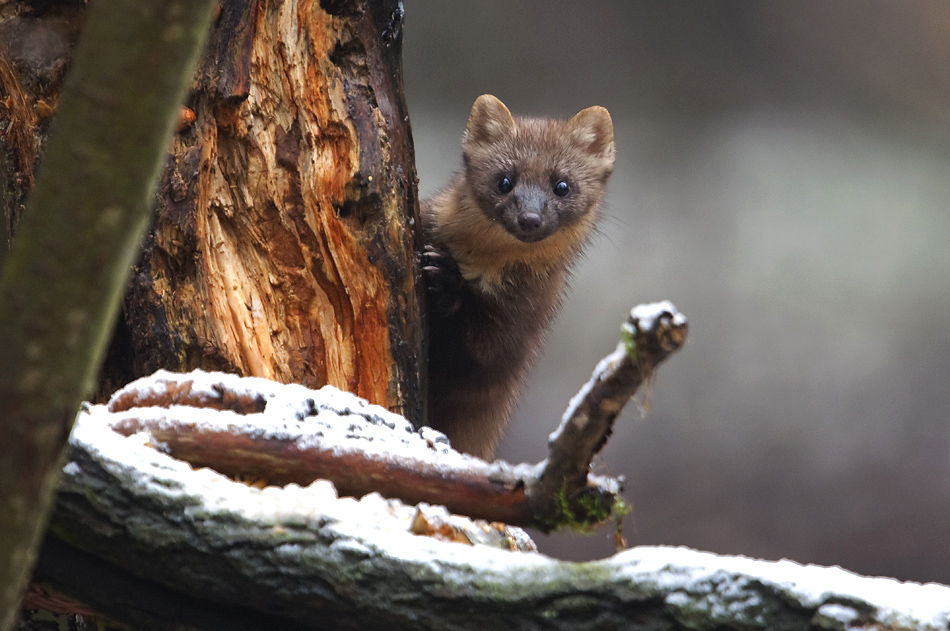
421 244 463 317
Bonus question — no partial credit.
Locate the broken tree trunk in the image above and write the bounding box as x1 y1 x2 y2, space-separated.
0 0 425 423
116 0 425 422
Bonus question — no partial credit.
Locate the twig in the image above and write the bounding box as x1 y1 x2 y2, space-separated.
527 301 688 530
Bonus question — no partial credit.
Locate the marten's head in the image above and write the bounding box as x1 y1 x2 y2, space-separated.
461 94 615 245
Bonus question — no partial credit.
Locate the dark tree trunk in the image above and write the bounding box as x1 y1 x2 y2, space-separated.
0 0 220 625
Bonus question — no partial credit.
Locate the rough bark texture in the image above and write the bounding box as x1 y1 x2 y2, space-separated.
0 0 424 422
109 0 423 423
39 398 950 631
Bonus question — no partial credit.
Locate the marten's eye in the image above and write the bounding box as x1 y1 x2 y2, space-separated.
553 180 570 197
497 176 514 194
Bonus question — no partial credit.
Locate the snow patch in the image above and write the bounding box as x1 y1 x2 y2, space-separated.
630 299 685 331
610 546 950 629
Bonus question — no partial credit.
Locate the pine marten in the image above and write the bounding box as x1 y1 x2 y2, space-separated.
421 94 615 459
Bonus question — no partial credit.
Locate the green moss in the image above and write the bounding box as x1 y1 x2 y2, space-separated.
540 480 629 533
611 495 633 520
576 492 610 525
621 319 638 361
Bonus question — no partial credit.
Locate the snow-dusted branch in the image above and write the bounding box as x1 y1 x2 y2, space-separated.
44 405 950 630
528 301 688 528
95 370 576 528
87 302 685 535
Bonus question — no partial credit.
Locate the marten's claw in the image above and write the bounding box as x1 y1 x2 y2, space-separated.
421 245 463 316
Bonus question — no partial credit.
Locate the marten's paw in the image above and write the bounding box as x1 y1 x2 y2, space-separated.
422 244 463 317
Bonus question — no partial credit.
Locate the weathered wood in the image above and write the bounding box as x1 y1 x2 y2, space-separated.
0 0 424 421
108 410 542 528
95 369 614 529
115 0 424 423
85 369 546 541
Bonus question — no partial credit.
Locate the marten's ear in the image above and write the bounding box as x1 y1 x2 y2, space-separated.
567 105 615 168
464 95 516 150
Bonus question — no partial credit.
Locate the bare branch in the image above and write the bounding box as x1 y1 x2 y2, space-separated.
100 370 541 526
528 301 688 530
88 302 686 533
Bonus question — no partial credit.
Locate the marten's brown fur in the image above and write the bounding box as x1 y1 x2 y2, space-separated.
421 95 615 458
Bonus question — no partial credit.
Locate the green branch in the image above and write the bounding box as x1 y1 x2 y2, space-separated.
0 0 217 625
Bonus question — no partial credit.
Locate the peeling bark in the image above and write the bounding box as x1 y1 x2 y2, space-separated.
0 0 424 422
115 0 424 423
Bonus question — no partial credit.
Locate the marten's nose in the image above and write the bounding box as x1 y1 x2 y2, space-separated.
517 211 542 232
515 187 545 232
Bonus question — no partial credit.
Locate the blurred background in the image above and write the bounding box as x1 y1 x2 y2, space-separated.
402 1 950 584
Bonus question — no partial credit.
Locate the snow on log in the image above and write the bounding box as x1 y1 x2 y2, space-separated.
43 372 950 631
